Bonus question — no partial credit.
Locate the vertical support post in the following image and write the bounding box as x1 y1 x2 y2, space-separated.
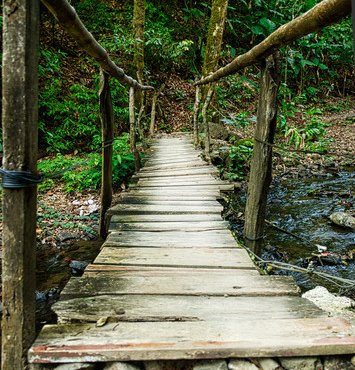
99 69 114 239
129 87 141 171
202 85 214 162
193 84 201 148
1 1 39 368
244 53 281 255
149 89 158 136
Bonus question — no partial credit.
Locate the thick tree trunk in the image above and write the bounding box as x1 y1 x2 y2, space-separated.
193 85 201 148
196 0 351 85
201 0 228 123
244 54 281 255
202 0 229 77
1 1 39 368
129 87 141 171
99 70 114 239
41 0 153 91
133 0 146 137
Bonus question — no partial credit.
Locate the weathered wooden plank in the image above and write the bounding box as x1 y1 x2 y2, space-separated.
109 214 224 223
94 247 254 270
109 221 229 232
134 174 222 183
117 197 223 206
129 185 233 193
140 161 209 171
134 167 218 178
85 261 260 277
137 179 227 188
60 269 298 298
125 188 224 196
119 194 223 201
29 317 355 363
53 295 325 323
108 204 223 215
104 230 237 248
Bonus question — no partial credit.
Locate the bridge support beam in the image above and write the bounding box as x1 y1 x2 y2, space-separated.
244 53 281 255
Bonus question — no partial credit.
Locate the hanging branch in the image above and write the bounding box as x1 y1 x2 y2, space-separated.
41 0 153 91
193 84 201 148
202 85 214 162
129 87 141 171
196 0 351 86
149 83 165 136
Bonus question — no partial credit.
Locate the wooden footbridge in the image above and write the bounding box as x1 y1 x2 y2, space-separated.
29 135 355 368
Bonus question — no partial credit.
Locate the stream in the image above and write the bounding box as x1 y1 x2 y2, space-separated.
229 169 355 295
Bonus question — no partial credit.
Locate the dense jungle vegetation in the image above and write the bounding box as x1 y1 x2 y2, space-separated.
5 0 355 189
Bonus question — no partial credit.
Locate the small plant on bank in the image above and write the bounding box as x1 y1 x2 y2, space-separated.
37 134 136 192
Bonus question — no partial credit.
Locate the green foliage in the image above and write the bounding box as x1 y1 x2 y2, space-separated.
144 3 195 73
38 48 129 154
226 139 254 180
38 134 136 192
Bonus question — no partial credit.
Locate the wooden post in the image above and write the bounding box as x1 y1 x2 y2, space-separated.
202 85 214 162
244 53 281 255
193 84 201 148
129 87 141 171
99 69 114 239
1 1 39 368
149 84 165 136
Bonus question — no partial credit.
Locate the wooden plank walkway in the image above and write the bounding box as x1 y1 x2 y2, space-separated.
29 135 355 366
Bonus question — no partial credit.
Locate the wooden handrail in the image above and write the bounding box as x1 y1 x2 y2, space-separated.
42 0 154 91
196 0 351 85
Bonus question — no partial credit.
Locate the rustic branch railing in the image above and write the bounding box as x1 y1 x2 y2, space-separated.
195 0 351 86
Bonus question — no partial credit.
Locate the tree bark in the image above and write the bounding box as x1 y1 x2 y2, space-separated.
129 87 141 171
202 0 229 77
99 70 114 239
41 0 153 91
202 86 214 162
201 0 228 123
193 85 201 148
196 0 351 85
244 54 281 255
1 1 39 368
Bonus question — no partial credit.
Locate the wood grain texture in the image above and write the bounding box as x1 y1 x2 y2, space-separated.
60 269 299 298
53 295 325 323
94 247 254 269
29 317 355 363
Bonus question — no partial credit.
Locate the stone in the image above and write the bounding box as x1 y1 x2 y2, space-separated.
209 122 230 141
323 356 355 370
69 260 89 275
351 356 355 367
104 362 141 370
193 360 228 370
228 359 259 370
279 357 321 370
329 212 355 229
54 364 95 370
256 358 283 370
57 231 80 243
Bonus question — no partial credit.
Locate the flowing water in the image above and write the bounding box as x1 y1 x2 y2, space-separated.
229 170 355 293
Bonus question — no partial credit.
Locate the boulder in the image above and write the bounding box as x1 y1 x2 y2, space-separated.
329 212 355 229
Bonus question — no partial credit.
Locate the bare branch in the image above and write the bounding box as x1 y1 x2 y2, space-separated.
41 0 154 91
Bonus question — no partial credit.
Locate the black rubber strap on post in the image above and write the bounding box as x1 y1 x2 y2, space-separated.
0 169 45 189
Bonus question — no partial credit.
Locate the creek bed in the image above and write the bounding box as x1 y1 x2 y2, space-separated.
229 170 355 294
